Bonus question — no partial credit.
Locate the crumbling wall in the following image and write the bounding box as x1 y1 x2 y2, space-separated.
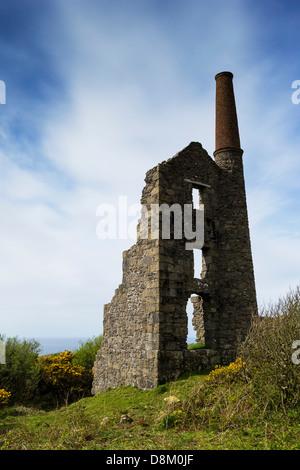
92 167 161 392
92 141 257 393
92 143 223 393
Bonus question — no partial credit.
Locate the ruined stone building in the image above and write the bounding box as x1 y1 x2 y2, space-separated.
92 72 257 393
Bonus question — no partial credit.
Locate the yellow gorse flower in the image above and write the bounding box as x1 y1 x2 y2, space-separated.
0 389 11 406
39 350 90 398
205 358 245 382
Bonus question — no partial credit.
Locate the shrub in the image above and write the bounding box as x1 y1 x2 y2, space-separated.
181 286 300 430
239 285 300 409
158 409 186 429
182 358 252 430
0 389 11 406
73 335 102 370
39 350 92 404
0 335 41 404
204 357 245 384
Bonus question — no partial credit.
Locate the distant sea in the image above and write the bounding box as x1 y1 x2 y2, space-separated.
36 337 89 356
36 336 197 356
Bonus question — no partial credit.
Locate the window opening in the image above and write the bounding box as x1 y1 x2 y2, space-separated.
193 248 202 279
192 188 200 209
186 297 196 345
186 295 205 349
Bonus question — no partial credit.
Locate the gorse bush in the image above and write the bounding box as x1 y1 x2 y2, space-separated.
38 335 103 405
0 389 11 406
39 351 92 403
204 358 245 384
0 334 102 407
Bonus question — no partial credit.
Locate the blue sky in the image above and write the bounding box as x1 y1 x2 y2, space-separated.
0 0 299 338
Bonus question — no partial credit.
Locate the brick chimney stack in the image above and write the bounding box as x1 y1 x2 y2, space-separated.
214 71 242 156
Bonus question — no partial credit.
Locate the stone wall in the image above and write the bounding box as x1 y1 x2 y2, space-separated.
92 141 257 393
191 296 205 344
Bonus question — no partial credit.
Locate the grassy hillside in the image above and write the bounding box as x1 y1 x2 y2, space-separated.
0 368 299 450
0 287 299 450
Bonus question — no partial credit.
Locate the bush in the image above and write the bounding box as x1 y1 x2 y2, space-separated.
0 334 102 408
181 286 300 430
0 335 41 404
0 389 11 406
39 350 92 404
239 285 300 409
203 357 246 384
183 358 252 430
73 335 102 370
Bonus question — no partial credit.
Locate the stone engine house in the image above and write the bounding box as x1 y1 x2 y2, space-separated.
92 72 257 393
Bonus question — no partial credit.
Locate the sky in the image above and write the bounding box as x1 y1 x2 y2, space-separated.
0 0 299 339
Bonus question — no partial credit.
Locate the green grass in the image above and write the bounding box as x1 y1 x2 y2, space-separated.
187 343 205 350
2 288 299 450
1 370 299 450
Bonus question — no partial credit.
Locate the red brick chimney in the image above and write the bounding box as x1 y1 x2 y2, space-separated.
214 71 242 156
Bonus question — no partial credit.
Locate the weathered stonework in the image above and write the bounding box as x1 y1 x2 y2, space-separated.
191 296 205 344
92 72 257 394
